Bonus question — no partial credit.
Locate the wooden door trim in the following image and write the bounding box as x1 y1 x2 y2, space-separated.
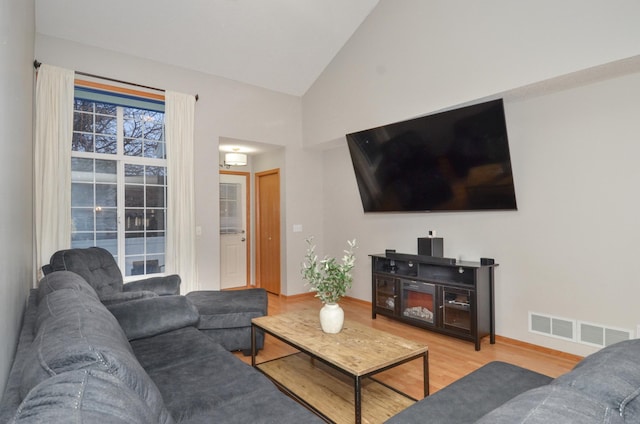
255 168 280 294
220 170 251 287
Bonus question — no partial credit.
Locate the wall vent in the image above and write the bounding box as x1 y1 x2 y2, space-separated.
529 312 633 347
529 312 575 341
577 321 633 348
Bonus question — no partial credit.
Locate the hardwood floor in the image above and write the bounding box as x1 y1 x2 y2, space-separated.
234 293 581 401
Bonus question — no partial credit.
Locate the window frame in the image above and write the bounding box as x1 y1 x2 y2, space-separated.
71 91 167 281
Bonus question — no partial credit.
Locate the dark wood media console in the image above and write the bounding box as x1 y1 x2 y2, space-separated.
371 253 497 351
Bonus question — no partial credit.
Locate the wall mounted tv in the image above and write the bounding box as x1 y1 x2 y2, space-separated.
346 99 517 213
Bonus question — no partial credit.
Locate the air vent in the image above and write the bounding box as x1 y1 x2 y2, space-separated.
529 312 633 347
529 312 574 341
578 321 633 348
530 314 551 334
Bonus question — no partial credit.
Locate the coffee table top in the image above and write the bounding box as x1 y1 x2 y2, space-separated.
252 309 428 376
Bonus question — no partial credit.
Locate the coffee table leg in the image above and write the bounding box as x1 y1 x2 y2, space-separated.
354 376 361 424
423 351 429 397
251 325 256 367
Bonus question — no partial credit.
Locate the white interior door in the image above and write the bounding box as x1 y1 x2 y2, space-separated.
220 173 248 289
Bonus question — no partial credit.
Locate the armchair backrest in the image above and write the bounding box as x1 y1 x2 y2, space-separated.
48 247 124 297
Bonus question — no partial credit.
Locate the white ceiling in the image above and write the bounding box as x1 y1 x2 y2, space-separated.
35 0 379 97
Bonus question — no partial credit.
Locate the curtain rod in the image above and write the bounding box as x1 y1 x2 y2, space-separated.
33 60 199 102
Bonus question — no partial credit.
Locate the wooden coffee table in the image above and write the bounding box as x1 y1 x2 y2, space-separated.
251 310 428 424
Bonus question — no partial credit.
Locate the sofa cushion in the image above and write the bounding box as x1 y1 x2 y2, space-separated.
385 361 553 424
186 289 267 329
130 326 227 372
130 326 323 423
100 290 159 307
23 310 133 394
22 292 172 424
36 270 99 305
48 247 124 297
182 382 322 424
553 339 640 421
124 274 182 296
475 385 625 424
0 291 38 424
11 370 174 424
108 295 200 341
35 287 118 337
198 326 265 352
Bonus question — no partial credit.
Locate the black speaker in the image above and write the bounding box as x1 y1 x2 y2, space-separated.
480 257 495 265
418 237 443 257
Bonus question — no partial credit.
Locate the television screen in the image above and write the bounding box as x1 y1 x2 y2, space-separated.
346 99 517 212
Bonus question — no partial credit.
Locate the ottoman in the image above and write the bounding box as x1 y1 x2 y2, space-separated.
186 289 268 355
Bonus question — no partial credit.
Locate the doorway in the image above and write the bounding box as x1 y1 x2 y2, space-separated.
255 169 281 295
219 171 250 289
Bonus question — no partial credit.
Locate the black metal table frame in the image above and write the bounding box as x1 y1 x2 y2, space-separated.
251 323 429 424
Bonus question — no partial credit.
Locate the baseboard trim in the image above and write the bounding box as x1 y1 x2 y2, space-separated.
277 291 316 300
277 293 370 303
342 295 371 307
495 335 584 361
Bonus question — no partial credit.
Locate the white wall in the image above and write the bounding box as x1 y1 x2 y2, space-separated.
283 144 324 296
304 0 640 146
35 35 310 292
246 143 324 297
506 74 640 352
0 0 35 395
323 72 640 356
309 0 640 355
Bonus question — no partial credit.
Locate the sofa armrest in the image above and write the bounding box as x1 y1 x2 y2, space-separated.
41 264 54 276
123 274 181 296
107 295 199 340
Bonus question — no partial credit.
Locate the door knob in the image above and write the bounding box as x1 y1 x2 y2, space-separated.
241 238 246 242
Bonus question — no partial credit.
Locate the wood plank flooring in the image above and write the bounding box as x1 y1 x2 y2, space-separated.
234 293 581 402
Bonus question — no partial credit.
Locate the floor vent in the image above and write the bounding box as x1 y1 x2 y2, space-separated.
529 312 633 347
529 312 574 341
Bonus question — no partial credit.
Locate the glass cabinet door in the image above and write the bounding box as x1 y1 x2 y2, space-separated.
375 276 398 314
442 287 471 334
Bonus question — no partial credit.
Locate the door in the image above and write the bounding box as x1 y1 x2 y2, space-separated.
219 171 250 289
255 169 281 294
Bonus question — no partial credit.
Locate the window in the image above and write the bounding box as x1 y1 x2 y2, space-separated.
71 92 167 278
220 182 242 234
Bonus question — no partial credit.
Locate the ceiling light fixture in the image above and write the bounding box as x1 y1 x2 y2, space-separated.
224 152 247 166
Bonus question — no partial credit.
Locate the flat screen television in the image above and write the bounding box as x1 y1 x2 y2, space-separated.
346 99 517 213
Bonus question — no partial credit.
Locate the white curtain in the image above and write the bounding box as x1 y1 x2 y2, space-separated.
34 64 75 278
165 91 198 294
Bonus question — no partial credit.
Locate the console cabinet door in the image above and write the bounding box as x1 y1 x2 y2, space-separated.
441 286 472 335
374 275 399 315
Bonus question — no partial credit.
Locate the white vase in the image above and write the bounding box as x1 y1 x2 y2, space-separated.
319 303 344 334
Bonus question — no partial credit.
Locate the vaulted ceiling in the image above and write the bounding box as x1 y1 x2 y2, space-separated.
35 0 380 96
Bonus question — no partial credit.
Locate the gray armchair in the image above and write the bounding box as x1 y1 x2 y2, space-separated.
43 247 181 305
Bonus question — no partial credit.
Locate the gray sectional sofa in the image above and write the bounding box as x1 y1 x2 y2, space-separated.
4 264 639 423
387 339 640 423
0 270 322 423
43 247 267 355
